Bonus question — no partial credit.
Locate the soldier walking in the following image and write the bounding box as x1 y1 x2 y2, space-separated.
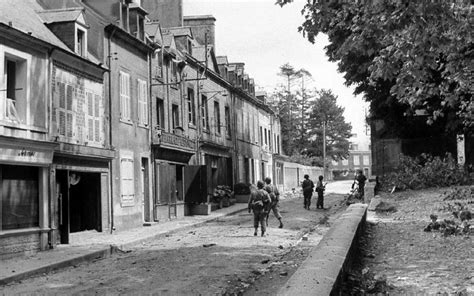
264 177 284 229
302 174 315 210
248 180 271 237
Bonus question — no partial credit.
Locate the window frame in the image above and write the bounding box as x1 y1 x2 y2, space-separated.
137 78 148 127
119 71 131 123
120 151 135 206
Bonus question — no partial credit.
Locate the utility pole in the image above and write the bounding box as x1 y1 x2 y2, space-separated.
323 119 326 179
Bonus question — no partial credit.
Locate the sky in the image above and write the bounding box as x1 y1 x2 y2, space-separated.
183 0 370 143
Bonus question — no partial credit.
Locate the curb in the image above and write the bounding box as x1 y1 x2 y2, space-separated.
0 248 112 286
277 203 368 296
0 206 248 286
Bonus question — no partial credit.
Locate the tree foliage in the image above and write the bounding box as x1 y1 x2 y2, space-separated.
276 0 473 135
305 89 352 162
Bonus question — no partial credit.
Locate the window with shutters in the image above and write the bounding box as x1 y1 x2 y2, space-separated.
201 95 209 131
120 154 135 204
353 154 360 165
137 79 148 126
225 106 231 138
187 87 195 126
214 101 221 135
363 155 370 165
56 82 75 139
119 71 131 122
85 91 102 144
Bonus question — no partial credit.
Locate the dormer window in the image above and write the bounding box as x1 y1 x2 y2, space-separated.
76 28 86 57
121 1 129 31
187 39 193 55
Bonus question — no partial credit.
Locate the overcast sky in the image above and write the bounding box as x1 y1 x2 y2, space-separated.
183 0 369 139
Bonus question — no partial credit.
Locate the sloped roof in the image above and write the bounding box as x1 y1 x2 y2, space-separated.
145 21 162 46
37 7 83 24
0 0 70 51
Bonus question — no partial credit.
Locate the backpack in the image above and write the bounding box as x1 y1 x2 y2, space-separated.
252 189 269 211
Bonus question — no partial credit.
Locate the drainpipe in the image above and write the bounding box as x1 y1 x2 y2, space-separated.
107 27 118 234
47 46 55 248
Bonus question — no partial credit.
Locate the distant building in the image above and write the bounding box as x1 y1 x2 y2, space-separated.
330 132 372 180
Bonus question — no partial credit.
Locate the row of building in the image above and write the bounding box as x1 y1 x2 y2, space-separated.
0 0 285 257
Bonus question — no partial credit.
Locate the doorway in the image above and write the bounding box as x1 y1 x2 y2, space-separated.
57 170 101 244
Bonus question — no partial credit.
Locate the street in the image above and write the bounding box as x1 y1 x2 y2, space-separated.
2 191 349 295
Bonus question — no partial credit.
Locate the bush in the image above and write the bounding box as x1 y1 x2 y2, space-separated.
211 185 232 203
233 182 251 195
382 153 470 191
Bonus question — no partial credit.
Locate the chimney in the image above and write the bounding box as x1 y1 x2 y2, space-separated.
183 15 216 52
141 0 183 27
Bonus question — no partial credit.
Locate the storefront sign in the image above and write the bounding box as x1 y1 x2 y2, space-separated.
0 147 53 164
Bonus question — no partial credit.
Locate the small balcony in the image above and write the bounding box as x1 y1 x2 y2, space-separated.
152 128 196 154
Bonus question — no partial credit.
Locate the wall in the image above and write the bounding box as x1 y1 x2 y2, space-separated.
141 0 183 27
109 33 151 230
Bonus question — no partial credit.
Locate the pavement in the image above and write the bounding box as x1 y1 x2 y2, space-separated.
0 203 249 286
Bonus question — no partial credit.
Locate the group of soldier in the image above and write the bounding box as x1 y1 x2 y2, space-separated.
247 177 283 237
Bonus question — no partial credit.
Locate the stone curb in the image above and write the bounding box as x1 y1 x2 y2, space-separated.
277 203 368 296
0 206 248 287
0 248 112 286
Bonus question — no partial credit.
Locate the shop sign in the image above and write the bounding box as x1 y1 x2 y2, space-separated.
0 147 53 164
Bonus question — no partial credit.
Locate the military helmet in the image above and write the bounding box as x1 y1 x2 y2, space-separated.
257 180 265 188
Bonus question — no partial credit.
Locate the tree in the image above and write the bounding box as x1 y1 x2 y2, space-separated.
271 63 313 155
276 0 473 135
304 89 352 166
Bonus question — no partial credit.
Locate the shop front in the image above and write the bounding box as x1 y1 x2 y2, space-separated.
152 130 202 221
51 145 114 245
0 137 56 258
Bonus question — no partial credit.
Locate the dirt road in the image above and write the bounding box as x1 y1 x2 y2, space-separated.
2 193 348 295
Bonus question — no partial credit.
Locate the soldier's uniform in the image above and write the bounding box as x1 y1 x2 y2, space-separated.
248 181 271 236
264 178 283 228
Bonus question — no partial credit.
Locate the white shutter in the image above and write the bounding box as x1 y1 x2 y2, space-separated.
119 71 130 121
137 79 147 125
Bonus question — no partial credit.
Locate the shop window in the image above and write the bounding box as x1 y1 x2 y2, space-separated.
1 165 39 230
119 71 131 122
137 79 148 126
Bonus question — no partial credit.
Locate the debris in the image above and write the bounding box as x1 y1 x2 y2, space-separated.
251 270 262 275
261 259 270 264
202 243 216 247
280 271 288 276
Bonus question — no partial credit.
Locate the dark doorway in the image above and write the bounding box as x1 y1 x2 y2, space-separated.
57 170 101 243
68 172 101 233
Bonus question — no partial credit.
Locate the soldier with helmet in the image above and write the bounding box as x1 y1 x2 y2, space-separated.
264 177 284 229
248 180 271 237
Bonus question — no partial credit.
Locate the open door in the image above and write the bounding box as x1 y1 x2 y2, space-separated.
56 170 69 244
183 165 207 204
154 162 177 220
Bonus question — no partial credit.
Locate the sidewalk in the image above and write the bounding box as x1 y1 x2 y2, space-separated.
0 203 248 286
